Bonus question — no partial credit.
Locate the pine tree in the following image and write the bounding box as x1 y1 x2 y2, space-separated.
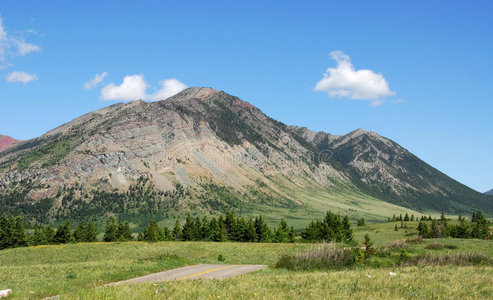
0 214 12 249
54 220 72 244
73 221 87 242
430 220 439 238
404 213 410 222
417 221 429 238
117 222 133 241
410 214 414 221
182 214 196 241
244 219 257 242
143 220 163 242
103 218 118 242
44 226 56 244
342 216 353 243
394 224 398 231
85 220 98 242
172 220 182 241
31 226 47 246
274 219 289 243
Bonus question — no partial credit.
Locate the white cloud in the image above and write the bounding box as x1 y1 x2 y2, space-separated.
314 51 395 103
13 39 40 55
6 71 37 84
84 72 108 89
369 99 383 107
0 16 41 62
100 75 187 101
147 78 188 101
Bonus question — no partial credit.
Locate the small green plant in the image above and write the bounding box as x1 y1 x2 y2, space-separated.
218 254 225 261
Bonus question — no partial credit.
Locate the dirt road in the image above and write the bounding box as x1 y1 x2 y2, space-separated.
106 264 267 286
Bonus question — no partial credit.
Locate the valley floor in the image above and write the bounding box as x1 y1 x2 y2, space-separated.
0 222 492 299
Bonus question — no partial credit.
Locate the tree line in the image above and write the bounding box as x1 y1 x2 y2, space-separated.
0 210 355 250
417 210 491 240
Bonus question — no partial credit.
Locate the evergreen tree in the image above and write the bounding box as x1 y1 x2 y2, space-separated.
410 214 414 221
394 224 398 231
44 226 56 244
73 221 87 242
182 214 196 241
172 220 182 241
54 220 72 244
404 213 410 222
342 216 354 243
143 220 163 242
85 220 98 242
31 226 47 246
117 222 133 241
103 218 118 242
417 221 429 238
430 219 439 238
244 219 257 242
273 219 289 243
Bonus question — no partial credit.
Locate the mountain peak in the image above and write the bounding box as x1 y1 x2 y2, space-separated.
0 135 19 152
166 87 219 103
485 189 493 196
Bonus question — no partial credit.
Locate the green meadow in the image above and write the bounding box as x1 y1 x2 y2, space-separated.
0 221 492 299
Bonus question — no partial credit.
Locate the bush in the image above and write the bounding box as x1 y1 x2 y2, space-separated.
405 236 424 244
404 252 491 266
425 243 443 250
275 243 358 270
387 240 409 249
443 244 458 249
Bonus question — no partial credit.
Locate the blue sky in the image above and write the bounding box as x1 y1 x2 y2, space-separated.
0 0 492 192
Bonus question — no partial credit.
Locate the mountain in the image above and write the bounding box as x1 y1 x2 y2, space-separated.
0 87 491 225
486 189 493 196
0 135 19 152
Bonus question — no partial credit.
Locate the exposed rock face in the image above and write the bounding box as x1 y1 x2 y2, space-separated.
291 126 492 213
0 135 19 152
0 87 491 223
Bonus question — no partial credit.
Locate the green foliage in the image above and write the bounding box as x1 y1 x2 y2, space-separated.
357 218 365 227
0 214 28 249
300 211 354 244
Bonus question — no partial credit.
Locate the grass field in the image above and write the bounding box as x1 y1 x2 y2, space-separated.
0 222 491 299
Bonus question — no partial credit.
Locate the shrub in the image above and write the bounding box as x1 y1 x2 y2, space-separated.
405 236 424 244
404 252 491 266
425 243 443 250
387 240 409 249
443 244 458 249
275 243 358 270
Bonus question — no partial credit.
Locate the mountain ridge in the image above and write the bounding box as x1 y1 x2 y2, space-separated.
0 135 20 152
0 87 491 225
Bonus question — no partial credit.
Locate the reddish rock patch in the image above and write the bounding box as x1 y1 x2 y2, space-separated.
0 135 19 152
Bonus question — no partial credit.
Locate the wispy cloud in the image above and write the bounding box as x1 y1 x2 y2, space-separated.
84 72 108 89
100 74 187 101
0 16 41 62
6 71 37 84
314 51 395 105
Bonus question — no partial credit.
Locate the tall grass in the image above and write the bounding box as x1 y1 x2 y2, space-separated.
276 243 359 270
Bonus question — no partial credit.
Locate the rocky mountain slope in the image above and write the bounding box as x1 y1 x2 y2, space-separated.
0 87 491 224
0 135 19 152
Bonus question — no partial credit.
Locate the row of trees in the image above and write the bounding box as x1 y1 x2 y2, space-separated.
0 210 355 249
417 211 491 240
0 216 99 249
137 212 297 243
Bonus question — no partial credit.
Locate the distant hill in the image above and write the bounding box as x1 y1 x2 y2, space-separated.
0 87 491 225
0 135 19 152
485 189 493 196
